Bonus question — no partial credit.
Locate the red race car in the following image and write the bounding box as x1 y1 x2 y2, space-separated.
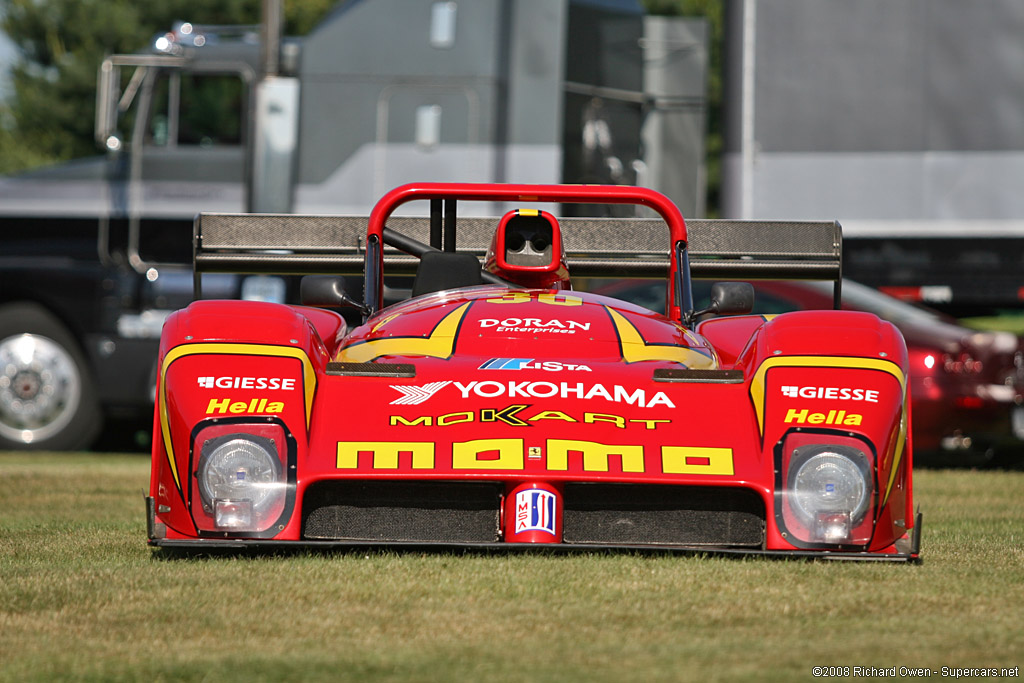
597 278 1024 465
147 183 920 560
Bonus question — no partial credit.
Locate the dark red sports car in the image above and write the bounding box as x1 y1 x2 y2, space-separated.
595 278 1024 465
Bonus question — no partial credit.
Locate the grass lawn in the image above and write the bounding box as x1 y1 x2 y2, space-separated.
1 453 1022 682
959 313 1024 336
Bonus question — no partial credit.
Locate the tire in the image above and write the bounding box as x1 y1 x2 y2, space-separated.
0 303 102 451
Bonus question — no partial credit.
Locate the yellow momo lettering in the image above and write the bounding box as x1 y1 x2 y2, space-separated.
336 441 435 469
546 439 644 473
661 446 735 475
784 408 863 426
206 398 284 415
334 440 735 475
451 439 524 470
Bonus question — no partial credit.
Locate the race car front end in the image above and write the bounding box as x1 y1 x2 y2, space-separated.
147 181 918 561
148 293 918 561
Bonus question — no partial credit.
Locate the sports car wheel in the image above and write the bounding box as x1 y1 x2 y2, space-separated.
0 303 101 451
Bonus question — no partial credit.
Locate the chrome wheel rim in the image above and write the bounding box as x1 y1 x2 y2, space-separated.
0 333 82 444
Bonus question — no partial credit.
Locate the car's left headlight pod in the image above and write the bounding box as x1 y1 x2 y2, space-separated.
189 421 293 534
775 432 876 548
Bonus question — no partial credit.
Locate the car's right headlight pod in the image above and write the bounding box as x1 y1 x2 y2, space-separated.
775 430 877 548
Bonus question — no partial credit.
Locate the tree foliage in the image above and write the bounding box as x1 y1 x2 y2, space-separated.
0 0 332 174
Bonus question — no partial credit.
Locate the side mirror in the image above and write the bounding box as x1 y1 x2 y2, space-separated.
709 282 755 316
685 282 755 325
300 275 370 316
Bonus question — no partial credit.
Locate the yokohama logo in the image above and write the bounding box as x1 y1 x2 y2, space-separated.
389 381 452 405
390 379 675 409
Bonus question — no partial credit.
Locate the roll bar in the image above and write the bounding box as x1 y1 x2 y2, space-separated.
364 183 690 319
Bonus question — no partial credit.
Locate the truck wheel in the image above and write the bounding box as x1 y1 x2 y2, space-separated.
0 303 101 451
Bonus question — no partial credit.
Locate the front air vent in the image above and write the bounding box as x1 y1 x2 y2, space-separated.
302 480 765 548
563 484 764 547
302 481 501 542
326 362 416 377
653 368 744 383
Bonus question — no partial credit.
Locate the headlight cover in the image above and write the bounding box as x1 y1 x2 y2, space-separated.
194 430 287 533
790 448 870 528
777 436 875 547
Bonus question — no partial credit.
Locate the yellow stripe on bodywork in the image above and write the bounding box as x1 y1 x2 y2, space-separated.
607 307 716 368
333 302 470 363
884 402 910 508
158 343 316 494
748 355 909 507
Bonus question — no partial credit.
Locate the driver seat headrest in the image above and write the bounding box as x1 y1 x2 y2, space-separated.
412 251 483 297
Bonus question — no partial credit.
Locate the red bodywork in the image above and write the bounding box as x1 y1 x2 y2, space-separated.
483 209 571 290
148 183 919 560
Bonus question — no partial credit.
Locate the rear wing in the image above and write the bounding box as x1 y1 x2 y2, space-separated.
193 214 843 307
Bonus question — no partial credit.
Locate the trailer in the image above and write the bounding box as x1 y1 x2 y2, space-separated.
722 0 1024 315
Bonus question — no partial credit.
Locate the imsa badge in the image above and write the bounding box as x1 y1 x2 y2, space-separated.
507 483 560 542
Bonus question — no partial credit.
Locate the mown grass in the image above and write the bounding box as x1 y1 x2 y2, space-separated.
1 453 1022 682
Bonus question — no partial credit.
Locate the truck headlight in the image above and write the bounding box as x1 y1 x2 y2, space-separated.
197 434 285 531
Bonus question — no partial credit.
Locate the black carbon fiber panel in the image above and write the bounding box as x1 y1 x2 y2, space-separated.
198 213 368 251
302 481 502 543
563 484 765 547
325 362 415 377
653 368 745 383
194 213 840 279
686 219 840 258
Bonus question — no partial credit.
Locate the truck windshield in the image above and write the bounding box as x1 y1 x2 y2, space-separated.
147 73 244 147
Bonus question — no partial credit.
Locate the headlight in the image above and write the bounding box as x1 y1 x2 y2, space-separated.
197 434 285 531
789 448 870 528
778 439 875 547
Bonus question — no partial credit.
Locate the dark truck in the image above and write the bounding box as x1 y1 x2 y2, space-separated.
0 0 707 449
